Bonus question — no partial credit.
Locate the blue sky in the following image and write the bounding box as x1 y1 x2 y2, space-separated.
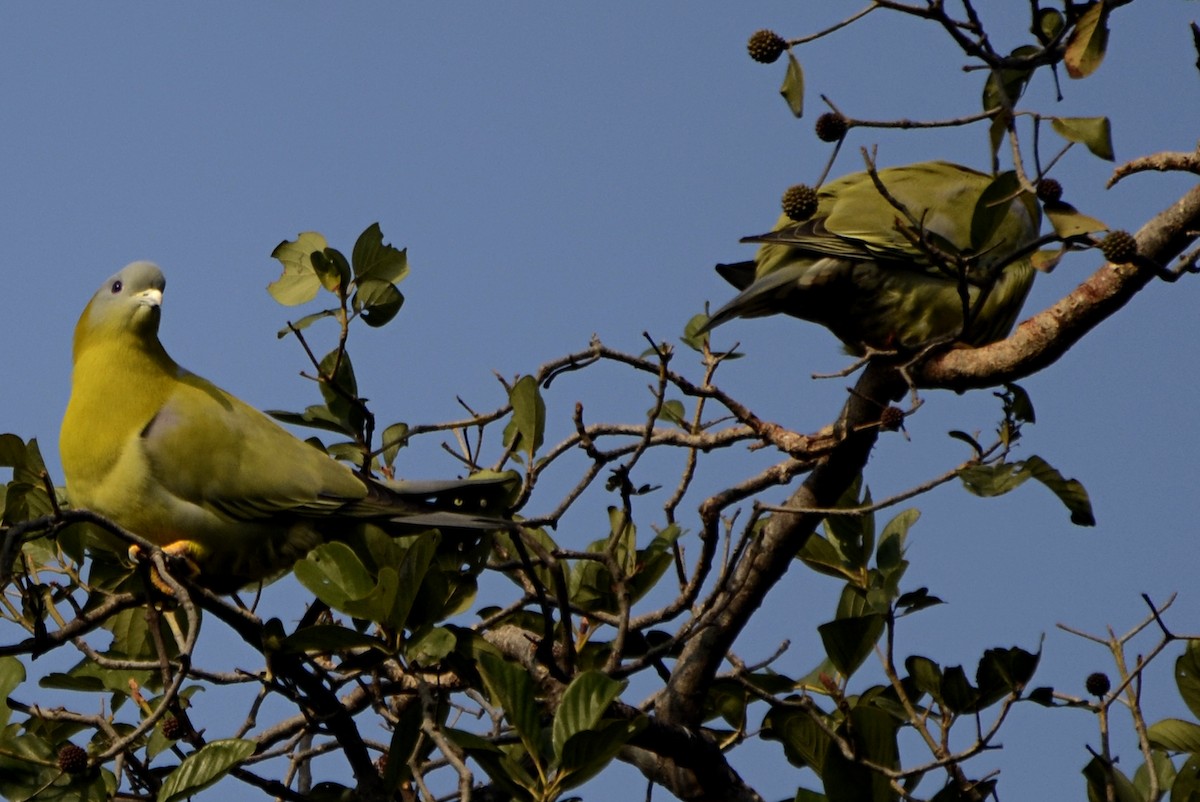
2 4 1198 800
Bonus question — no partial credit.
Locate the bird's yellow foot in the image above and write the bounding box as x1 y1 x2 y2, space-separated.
128 541 202 594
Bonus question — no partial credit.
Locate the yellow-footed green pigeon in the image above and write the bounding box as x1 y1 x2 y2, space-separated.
60 262 513 592
704 161 1042 353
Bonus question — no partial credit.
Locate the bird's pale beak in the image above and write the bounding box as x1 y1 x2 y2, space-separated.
136 288 163 308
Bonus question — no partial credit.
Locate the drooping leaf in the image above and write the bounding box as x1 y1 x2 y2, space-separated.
276 308 337 339
380 421 410 469
780 52 804 117
1064 2 1109 79
1022 455 1095 526
971 172 1023 252
503 375 546 462
557 718 645 790
1051 116 1114 161
0 656 25 727
822 706 899 802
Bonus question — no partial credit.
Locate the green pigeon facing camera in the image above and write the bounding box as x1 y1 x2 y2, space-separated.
704 161 1043 353
60 262 513 593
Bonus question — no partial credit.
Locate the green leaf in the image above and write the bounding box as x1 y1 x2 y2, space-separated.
1133 749 1175 802
1035 8 1066 44
876 508 918 573
764 704 831 771
552 671 626 762
503 375 546 462
266 405 357 436
477 652 545 767
958 462 1030 497
970 171 1023 252
1043 200 1108 238
818 614 884 678
1082 754 1141 802
380 422 410 469
981 48 1037 111
279 624 386 655
1004 382 1036 424
1064 2 1109 79
1171 755 1200 802
940 665 979 713
780 52 804 117
1051 116 1114 161
975 645 1039 707
905 655 943 705
276 308 337 338
0 434 26 468
656 399 687 427
1149 718 1200 753
352 222 410 284
1022 455 1095 526
406 626 457 665
0 657 25 728
352 278 405 327
822 706 899 802
294 542 376 611
269 232 327 305
311 248 352 294
1177 641 1200 721
557 718 644 789
158 738 256 802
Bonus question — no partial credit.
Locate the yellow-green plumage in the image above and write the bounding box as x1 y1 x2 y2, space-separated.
61 262 511 592
705 161 1042 353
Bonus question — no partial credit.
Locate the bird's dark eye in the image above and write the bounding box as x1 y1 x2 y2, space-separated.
110 280 123 294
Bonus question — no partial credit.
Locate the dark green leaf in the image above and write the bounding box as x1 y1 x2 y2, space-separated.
1022 455 1095 526
941 666 978 714
280 625 386 655
765 704 832 773
1177 641 1200 721
823 706 899 802
958 462 1030 497
780 52 804 117
975 645 1040 706
406 626 457 665
905 656 943 704
353 278 405 327
352 222 410 284
159 739 257 802
970 171 1022 252
1082 754 1141 802
311 248 351 294
1004 382 1036 424
266 405 357 436
876 509 918 573
818 614 884 678
1171 755 1200 802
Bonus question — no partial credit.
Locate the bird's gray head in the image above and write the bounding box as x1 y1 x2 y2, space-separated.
74 262 168 357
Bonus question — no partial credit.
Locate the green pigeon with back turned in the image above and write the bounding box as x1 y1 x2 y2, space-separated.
60 262 515 593
703 161 1043 353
